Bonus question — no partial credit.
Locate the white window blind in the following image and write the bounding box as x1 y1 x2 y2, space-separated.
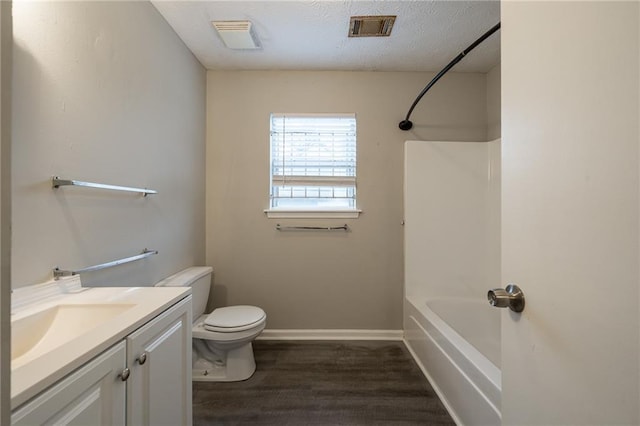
270 113 357 210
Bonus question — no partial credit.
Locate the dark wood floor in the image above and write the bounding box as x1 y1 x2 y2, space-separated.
193 340 455 425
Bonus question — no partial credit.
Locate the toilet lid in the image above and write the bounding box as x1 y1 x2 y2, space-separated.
204 305 266 332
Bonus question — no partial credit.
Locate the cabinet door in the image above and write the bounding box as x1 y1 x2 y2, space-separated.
12 341 126 426
126 296 192 426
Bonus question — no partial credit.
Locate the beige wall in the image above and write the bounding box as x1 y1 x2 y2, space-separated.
206 70 488 329
11 2 206 288
486 64 501 140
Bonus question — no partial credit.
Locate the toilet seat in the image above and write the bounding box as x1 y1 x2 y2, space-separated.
204 305 266 333
192 313 266 342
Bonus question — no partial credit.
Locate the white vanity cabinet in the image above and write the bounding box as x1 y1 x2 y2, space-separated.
12 342 127 426
11 295 192 426
126 295 192 426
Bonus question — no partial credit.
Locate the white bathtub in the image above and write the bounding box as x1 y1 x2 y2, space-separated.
404 297 501 425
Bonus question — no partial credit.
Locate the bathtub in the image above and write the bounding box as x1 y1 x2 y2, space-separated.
404 297 501 425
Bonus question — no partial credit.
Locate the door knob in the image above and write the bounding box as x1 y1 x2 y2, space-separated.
487 284 525 313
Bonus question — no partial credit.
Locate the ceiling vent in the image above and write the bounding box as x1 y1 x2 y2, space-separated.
212 20 261 49
349 15 396 37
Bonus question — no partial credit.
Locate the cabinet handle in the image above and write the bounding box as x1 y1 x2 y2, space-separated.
137 352 148 365
119 367 131 381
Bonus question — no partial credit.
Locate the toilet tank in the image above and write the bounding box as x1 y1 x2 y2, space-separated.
155 266 213 320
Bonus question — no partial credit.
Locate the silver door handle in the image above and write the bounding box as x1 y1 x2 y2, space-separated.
487 284 525 313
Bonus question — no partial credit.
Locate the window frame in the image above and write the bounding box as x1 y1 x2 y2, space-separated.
264 113 361 219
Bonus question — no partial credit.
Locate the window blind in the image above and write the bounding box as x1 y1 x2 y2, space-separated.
270 113 357 209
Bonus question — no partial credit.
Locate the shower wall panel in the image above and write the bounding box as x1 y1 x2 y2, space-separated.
404 140 500 301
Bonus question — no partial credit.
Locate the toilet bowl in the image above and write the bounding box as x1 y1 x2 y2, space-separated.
155 267 266 382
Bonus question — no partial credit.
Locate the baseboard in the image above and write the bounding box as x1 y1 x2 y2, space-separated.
257 329 404 341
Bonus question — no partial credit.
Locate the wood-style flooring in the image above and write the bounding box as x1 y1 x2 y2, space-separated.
193 340 455 425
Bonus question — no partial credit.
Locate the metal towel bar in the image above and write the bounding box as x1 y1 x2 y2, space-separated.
276 224 349 232
52 176 157 196
53 249 158 280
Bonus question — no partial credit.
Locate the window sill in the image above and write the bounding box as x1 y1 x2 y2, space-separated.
264 209 361 219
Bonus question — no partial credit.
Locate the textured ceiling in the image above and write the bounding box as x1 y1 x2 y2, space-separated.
151 1 501 72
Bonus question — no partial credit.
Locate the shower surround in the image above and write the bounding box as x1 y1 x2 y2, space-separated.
403 140 501 425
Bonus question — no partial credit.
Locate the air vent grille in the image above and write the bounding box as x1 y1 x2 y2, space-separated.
212 20 261 49
349 15 396 37
213 21 252 32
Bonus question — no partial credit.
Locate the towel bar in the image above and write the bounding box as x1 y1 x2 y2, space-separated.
275 224 349 232
54 249 158 280
52 176 157 196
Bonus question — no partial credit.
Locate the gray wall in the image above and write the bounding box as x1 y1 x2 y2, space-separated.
11 1 206 288
0 2 10 422
206 70 489 330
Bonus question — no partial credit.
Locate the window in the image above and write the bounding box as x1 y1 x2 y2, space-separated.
267 113 358 218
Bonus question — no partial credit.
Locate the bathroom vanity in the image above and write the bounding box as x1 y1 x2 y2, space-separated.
10 277 192 425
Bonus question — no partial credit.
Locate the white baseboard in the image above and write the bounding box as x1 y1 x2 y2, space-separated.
257 329 404 341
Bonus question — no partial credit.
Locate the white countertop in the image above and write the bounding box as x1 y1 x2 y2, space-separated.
11 278 191 409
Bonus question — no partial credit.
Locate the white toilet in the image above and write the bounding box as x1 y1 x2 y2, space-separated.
155 266 266 382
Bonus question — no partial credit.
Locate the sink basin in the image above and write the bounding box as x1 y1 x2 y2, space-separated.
12 304 134 365
10 278 191 409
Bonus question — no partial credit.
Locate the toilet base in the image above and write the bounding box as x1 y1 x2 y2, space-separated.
192 342 256 382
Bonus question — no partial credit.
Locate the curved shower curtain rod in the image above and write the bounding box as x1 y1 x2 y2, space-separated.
398 22 501 131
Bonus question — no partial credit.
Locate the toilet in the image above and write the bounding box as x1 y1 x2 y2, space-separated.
155 266 266 382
